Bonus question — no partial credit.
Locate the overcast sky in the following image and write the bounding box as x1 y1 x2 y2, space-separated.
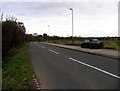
1 0 119 37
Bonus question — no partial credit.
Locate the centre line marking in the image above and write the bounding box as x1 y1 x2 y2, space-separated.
69 57 120 79
41 46 45 48
48 49 59 55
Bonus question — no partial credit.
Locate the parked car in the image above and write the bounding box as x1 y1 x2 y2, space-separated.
80 39 103 49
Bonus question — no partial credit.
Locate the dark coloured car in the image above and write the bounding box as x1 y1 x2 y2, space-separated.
80 39 103 49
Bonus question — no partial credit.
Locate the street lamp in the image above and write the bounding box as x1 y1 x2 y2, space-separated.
48 25 50 36
70 8 74 44
48 25 51 42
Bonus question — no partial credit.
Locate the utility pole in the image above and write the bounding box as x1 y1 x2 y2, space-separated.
70 8 74 44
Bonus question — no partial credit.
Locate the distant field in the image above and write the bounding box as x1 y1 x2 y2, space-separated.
47 39 120 50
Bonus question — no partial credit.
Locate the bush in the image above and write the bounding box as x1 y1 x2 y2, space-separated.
2 20 26 59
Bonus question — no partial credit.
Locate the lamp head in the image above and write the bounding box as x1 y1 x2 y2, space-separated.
70 8 73 10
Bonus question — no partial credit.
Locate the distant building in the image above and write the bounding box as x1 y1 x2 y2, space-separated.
33 33 37 36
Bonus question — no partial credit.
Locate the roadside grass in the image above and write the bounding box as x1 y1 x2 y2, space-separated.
47 39 80 46
47 39 120 50
103 40 120 50
0 68 2 90
2 43 32 90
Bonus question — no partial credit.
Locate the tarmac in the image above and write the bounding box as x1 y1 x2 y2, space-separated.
44 42 119 60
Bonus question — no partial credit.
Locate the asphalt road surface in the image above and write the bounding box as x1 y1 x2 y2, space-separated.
29 42 120 89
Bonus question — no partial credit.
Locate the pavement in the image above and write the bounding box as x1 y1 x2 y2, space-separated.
29 42 120 89
44 42 119 60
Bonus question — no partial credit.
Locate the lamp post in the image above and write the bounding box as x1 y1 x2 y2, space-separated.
48 25 50 42
48 25 50 36
70 8 74 44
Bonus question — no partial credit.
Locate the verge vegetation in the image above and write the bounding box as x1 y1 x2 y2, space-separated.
2 43 32 89
2 15 33 90
45 38 120 50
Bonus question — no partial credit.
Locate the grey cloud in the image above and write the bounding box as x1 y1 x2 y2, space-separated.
2 2 117 18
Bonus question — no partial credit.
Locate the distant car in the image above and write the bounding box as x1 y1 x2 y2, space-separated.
80 39 103 49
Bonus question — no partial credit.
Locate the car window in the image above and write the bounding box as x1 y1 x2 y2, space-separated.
85 40 89 42
92 39 98 42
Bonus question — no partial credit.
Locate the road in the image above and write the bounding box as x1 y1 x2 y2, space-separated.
45 42 119 59
29 42 120 89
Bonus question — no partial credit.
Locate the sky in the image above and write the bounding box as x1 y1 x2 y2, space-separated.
1 0 119 37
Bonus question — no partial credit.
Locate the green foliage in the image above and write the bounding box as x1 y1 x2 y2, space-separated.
2 20 26 58
0 68 2 90
2 43 32 90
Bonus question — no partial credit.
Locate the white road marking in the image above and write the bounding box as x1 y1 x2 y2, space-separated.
37 87 41 89
41 46 45 48
69 57 120 79
36 85 40 88
48 49 59 55
32 74 41 89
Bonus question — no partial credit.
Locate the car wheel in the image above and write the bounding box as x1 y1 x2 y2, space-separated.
81 45 84 48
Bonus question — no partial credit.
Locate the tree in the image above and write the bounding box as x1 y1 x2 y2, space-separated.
2 16 26 58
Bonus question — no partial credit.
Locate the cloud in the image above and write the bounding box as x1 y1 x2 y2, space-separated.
1 1 118 37
2 2 117 17
1 0 119 2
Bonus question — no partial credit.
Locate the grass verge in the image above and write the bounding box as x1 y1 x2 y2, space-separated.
47 39 120 50
2 43 32 90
